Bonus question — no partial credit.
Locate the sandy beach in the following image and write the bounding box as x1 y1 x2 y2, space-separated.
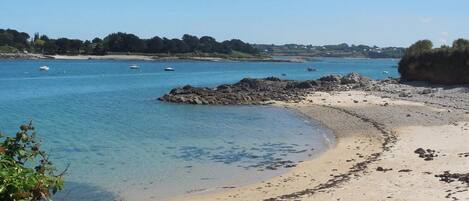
0 53 293 62
169 85 469 201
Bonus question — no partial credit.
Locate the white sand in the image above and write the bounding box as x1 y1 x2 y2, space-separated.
170 91 469 201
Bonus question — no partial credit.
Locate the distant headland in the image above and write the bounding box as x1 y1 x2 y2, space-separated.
1 28 404 61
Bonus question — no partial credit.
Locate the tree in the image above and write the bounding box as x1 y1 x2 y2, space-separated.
452 38 469 50
0 29 30 50
405 40 433 55
198 36 218 53
0 122 65 201
182 34 199 52
81 40 93 54
55 38 70 54
103 32 145 52
223 39 259 54
92 42 106 55
146 36 164 53
92 37 102 44
69 39 83 54
43 40 58 55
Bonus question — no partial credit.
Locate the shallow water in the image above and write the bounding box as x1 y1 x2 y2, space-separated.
0 58 398 200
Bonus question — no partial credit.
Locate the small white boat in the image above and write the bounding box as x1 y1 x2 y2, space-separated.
164 67 175 71
39 66 49 71
130 64 140 69
383 71 389 74
307 67 316 72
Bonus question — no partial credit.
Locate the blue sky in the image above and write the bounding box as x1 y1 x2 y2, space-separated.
1 0 468 47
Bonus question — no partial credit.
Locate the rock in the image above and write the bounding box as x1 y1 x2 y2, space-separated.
414 148 426 156
319 75 342 83
376 167 392 172
158 73 378 105
398 169 413 173
294 81 318 89
341 72 369 85
435 171 469 184
399 92 413 98
419 89 433 95
414 148 438 160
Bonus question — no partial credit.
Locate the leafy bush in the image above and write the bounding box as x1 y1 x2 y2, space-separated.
399 39 469 84
0 122 64 201
0 45 19 53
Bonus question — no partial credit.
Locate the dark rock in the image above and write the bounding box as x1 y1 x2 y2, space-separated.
341 72 370 85
419 89 433 95
414 148 426 155
398 169 413 173
435 171 469 185
319 75 342 83
159 74 373 105
414 148 438 161
376 167 393 172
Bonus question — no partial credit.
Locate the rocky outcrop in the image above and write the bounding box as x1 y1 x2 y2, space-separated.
159 73 375 105
341 72 371 85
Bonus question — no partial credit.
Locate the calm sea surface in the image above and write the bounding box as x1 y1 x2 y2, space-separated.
0 58 398 200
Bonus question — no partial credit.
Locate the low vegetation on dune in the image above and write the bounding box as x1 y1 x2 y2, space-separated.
0 122 64 201
399 38 469 84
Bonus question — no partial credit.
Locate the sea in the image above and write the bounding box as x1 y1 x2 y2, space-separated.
0 58 399 200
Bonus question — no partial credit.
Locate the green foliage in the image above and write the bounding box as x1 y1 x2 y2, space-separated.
453 38 469 50
405 40 433 55
399 39 469 84
0 45 19 53
1 28 259 56
0 29 30 50
0 122 64 201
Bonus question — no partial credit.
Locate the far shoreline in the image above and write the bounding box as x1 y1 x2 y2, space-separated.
0 53 401 63
0 53 299 63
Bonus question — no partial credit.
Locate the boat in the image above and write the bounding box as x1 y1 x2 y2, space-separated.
307 67 317 72
164 67 175 71
130 64 140 69
383 71 389 74
39 66 49 71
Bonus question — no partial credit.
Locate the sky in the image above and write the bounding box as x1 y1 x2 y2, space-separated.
1 0 468 47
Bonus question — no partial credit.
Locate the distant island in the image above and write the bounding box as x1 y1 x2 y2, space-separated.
1 28 406 61
254 43 406 58
0 28 271 61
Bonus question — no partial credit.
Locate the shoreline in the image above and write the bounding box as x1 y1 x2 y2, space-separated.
168 92 388 201
169 89 469 201
0 53 296 63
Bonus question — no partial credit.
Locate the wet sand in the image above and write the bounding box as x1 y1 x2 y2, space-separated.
170 89 469 201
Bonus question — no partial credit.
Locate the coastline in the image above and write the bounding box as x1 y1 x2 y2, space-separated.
0 53 296 62
169 90 469 201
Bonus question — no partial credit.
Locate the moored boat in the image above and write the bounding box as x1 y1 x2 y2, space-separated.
39 66 49 71
164 67 175 71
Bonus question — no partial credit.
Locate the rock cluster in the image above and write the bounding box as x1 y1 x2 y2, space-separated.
158 73 374 105
414 148 438 161
435 171 469 184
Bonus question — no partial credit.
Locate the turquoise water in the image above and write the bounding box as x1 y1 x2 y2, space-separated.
0 58 398 200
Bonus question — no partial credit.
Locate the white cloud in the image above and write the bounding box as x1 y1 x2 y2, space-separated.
441 31 449 37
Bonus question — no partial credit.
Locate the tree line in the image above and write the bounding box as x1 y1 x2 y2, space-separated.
0 28 259 55
398 38 469 84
